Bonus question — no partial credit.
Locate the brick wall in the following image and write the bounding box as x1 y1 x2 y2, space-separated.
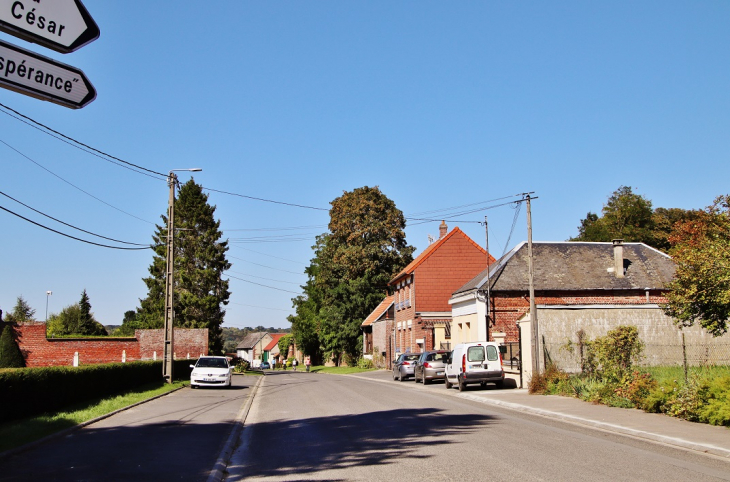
14 323 208 367
491 289 669 343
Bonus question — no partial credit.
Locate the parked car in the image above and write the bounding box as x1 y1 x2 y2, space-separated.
393 353 421 381
414 350 450 384
190 356 233 388
260 361 271 370
444 342 504 391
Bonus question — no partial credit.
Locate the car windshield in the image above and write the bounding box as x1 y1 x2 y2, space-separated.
404 354 420 362
197 358 228 368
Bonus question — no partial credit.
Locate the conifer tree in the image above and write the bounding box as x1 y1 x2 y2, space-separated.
4 296 36 323
137 179 231 353
0 323 25 368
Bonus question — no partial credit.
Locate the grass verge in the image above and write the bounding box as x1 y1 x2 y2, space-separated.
0 381 186 453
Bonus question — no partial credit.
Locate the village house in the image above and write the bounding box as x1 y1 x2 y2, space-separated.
386 221 493 362
449 240 727 377
235 332 271 367
361 295 394 367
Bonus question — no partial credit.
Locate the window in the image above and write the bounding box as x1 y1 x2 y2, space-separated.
467 346 485 362
486 345 499 361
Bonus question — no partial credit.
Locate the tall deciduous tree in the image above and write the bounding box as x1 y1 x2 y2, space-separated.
4 296 36 323
288 254 324 364
136 179 231 353
572 186 697 252
663 195 730 336
293 186 414 364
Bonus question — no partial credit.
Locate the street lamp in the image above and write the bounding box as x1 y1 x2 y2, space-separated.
163 168 202 383
45 291 52 322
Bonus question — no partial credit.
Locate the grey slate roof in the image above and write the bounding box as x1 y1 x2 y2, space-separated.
454 241 676 295
236 332 268 350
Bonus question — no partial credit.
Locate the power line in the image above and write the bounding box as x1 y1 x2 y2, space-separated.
0 102 168 179
203 186 327 211
228 247 307 265
226 273 301 294
228 301 293 313
406 194 523 217
0 204 152 250
228 254 305 275
0 138 155 225
225 269 302 286
0 190 148 246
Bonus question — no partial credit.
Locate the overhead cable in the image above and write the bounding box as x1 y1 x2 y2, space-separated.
0 190 148 246
226 273 301 294
203 186 327 211
0 138 155 225
0 204 151 250
0 102 168 179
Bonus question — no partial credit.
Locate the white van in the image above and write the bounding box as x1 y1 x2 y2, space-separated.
444 342 504 391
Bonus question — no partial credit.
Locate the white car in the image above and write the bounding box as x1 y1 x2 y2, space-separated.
190 356 233 388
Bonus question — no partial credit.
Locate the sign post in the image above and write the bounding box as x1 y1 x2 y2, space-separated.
0 0 99 54
0 39 95 109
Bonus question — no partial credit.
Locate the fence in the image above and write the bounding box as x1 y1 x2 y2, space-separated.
543 341 730 373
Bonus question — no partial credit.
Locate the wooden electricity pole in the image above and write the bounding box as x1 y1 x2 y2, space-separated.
525 193 540 374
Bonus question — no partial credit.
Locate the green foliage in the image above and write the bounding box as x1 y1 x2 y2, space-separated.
292 186 414 362
664 195 730 336
233 359 250 373
0 324 25 368
585 325 644 382
571 186 697 252
0 361 178 423
47 290 107 337
4 296 36 323
697 376 730 426
356 357 375 369
291 186 414 364
278 334 293 358
135 179 231 353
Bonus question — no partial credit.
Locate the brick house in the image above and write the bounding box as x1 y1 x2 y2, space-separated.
387 221 492 360
361 294 394 367
448 240 727 377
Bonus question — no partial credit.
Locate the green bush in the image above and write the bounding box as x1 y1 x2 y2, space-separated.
356 357 374 369
0 324 25 368
697 376 730 426
0 359 192 423
586 325 644 382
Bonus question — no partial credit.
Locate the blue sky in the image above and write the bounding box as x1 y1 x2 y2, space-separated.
2 1 729 329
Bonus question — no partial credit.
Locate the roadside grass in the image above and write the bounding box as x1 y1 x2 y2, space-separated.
308 365 377 374
644 364 730 384
0 381 186 453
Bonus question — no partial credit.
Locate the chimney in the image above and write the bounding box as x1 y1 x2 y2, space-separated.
439 220 448 239
613 239 624 278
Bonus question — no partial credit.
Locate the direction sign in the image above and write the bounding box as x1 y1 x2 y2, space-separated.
0 0 99 54
0 39 95 108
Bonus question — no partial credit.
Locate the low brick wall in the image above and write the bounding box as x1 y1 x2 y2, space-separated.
14 323 208 367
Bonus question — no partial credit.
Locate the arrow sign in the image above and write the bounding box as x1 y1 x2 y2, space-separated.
0 39 95 108
0 0 99 54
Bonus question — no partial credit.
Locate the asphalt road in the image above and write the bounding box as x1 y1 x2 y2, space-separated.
0 376 255 482
225 370 730 481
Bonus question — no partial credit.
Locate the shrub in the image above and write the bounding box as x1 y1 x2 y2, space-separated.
0 324 25 368
356 357 374 369
663 377 705 422
697 376 730 426
614 370 657 407
586 325 644 382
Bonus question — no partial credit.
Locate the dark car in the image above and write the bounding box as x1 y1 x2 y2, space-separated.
260 361 271 370
414 350 450 384
393 353 421 381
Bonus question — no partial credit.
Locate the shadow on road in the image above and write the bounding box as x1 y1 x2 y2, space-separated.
231 407 495 479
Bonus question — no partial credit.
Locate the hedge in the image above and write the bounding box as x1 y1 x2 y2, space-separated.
0 359 194 423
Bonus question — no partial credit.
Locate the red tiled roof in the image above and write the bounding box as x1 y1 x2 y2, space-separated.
389 227 490 284
361 295 394 327
264 333 287 351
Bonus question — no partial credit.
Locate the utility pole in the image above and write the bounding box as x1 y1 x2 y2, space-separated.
483 216 491 342
163 172 177 383
162 168 201 384
525 193 540 374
